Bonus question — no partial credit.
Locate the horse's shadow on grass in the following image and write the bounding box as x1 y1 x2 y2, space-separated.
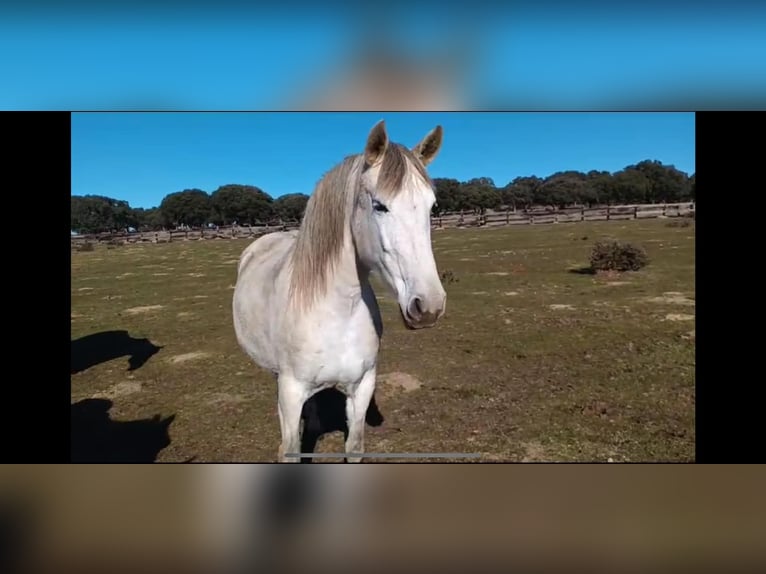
71 398 175 462
299 389 385 463
71 330 162 375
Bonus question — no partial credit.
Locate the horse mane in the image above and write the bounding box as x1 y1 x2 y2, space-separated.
288 143 431 310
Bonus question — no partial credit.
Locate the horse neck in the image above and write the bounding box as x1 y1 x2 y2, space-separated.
327 188 375 306
330 231 365 299
295 171 366 308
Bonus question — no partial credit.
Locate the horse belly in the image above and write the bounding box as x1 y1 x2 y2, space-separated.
233 295 279 373
293 353 373 390
322 353 372 387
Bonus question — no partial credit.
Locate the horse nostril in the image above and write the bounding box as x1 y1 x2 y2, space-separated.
408 297 423 321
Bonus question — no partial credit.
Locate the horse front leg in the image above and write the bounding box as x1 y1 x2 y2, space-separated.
277 374 309 462
344 368 376 463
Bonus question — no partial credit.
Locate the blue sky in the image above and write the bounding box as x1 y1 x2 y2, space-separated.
2 3 765 109
71 112 695 209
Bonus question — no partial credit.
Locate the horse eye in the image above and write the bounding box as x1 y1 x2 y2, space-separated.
372 199 389 213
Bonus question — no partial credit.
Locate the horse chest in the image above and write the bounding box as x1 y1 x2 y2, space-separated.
287 309 379 386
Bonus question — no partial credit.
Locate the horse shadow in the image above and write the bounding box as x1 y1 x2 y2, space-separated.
70 398 175 462
300 389 384 463
71 330 162 374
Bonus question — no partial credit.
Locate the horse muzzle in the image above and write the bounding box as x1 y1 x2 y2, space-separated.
402 294 446 329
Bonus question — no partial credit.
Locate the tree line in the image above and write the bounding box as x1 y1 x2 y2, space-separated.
71 184 310 234
432 160 694 215
71 159 695 234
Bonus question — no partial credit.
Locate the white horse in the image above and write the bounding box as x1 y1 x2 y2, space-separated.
233 120 447 462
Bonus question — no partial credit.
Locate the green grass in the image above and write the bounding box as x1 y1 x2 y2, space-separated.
71 218 695 462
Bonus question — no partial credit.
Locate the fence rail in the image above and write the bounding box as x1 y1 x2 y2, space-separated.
431 202 694 229
71 221 302 246
71 202 694 247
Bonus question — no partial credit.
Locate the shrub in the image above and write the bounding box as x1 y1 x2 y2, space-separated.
440 269 458 285
589 241 648 272
76 242 95 252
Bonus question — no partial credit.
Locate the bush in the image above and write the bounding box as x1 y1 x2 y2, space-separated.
76 241 95 252
589 241 648 272
440 269 458 285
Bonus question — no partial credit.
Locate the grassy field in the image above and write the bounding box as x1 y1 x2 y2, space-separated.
71 218 695 462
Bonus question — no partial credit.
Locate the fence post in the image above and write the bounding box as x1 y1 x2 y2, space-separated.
606 205 611 221
581 206 585 222
662 203 667 216
634 205 638 219
506 208 510 224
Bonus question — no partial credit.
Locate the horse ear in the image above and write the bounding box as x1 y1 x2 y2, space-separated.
364 120 388 166
412 125 443 166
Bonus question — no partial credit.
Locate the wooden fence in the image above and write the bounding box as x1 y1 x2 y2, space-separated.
71 221 302 247
431 202 694 229
71 202 694 247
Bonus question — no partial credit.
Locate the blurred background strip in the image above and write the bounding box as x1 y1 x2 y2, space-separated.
0 1 764 110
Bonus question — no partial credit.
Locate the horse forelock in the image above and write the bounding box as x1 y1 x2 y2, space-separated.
377 143 433 200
